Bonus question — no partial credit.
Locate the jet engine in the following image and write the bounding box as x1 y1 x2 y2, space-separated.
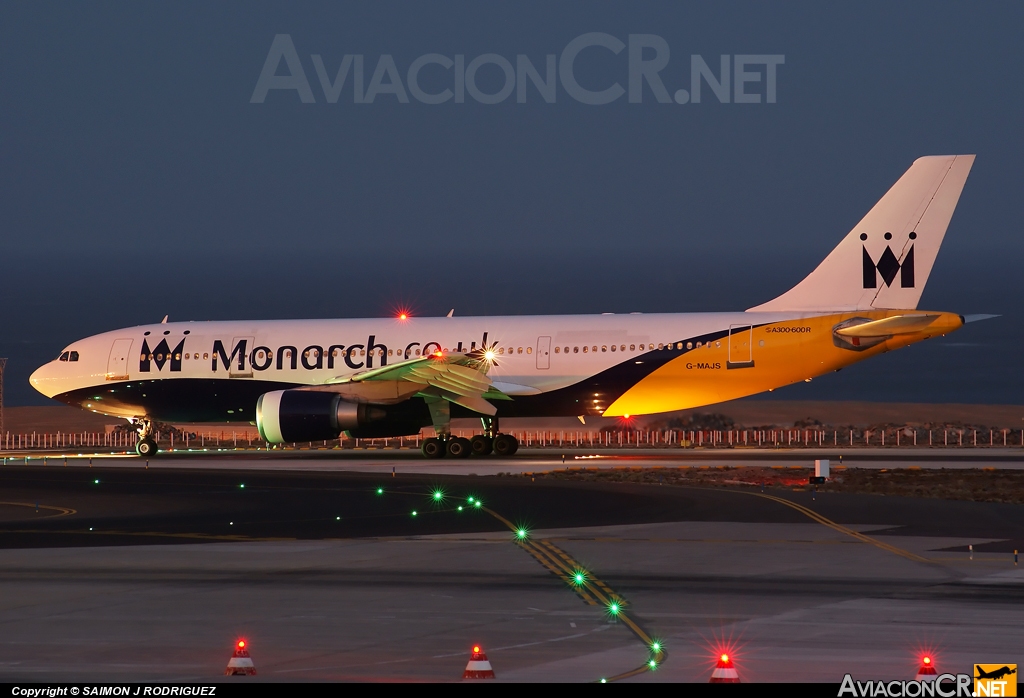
256 389 430 443
256 389 387 443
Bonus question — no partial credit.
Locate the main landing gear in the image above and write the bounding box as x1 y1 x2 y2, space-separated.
132 417 159 457
419 414 519 459
420 433 519 459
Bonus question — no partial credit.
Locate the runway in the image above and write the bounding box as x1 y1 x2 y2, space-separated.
0 458 1021 682
5 446 1024 476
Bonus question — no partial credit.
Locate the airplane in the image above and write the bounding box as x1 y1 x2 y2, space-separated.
31 155 976 459
975 666 1016 681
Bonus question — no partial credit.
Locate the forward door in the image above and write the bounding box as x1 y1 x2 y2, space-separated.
106 338 133 380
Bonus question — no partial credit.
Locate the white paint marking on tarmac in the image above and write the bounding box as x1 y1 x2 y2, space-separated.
429 626 610 659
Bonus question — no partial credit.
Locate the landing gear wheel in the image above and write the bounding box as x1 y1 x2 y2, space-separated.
421 437 445 459
492 434 518 457
136 438 158 457
447 437 472 459
469 435 493 457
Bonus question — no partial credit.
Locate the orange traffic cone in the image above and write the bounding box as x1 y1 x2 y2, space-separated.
916 656 937 682
225 639 257 676
709 653 740 683
462 645 496 679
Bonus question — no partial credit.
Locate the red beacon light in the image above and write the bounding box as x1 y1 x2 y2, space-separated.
721 654 730 664
923 656 931 665
473 645 481 654
398 313 408 320
237 640 246 649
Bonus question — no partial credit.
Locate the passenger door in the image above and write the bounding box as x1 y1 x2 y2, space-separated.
536 336 551 370
106 338 133 380
230 336 255 378
727 325 754 369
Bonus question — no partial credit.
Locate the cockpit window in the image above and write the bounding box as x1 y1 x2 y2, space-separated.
68 351 79 362
58 352 69 362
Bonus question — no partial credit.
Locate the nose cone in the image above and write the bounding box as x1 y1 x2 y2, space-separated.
29 362 60 398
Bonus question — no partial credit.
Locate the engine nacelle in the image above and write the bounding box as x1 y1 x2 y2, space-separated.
256 390 385 443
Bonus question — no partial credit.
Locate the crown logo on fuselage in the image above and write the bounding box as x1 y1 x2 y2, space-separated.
140 338 185 372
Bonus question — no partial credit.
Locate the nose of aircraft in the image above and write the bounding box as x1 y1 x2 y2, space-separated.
29 361 59 398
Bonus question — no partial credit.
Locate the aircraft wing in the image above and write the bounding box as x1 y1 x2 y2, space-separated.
316 350 509 415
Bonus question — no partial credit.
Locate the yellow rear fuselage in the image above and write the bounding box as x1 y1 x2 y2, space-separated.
604 310 963 416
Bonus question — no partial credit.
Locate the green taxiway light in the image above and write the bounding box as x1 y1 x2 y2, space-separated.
457 506 463 511
516 529 528 540
93 479 99 484
573 572 586 586
411 510 418 517
467 496 475 503
474 501 482 508
432 489 444 501
376 487 384 495
239 484 245 489
336 516 340 521
600 679 607 684
648 660 657 669
608 602 620 615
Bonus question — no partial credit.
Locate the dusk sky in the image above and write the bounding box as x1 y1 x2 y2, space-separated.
2 2 1022 407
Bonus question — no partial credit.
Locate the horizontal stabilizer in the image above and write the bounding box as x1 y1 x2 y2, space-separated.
834 314 939 338
963 314 999 324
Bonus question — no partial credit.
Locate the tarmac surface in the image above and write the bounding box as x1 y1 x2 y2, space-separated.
0 453 1021 682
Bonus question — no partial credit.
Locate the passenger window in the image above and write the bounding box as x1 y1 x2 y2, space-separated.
563 347 568 354
620 345 626 351
573 347 579 353
629 344 635 351
687 342 693 349
517 347 522 354
715 341 721 348
526 347 532 354
554 347 560 353
611 345 616 352
388 349 393 356
175 353 181 360
204 353 209 360
415 349 421 356
592 346 597 352
583 346 588 353
59 352 69 362
601 345 607 352
360 350 365 356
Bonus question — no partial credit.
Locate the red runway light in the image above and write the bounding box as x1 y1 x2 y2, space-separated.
237 640 245 649
473 646 481 654
720 654 729 663
923 656 931 665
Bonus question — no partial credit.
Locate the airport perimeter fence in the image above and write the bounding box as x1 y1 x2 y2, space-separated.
3 426 1024 455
